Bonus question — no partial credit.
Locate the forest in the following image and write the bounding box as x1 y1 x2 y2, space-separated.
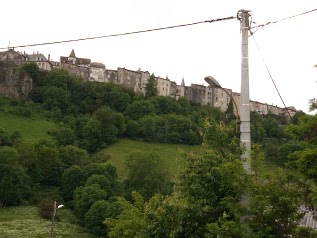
1 62 317 237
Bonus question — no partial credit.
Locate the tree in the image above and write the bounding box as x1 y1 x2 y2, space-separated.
309 98 317 112
85 200 121 236
51 127 75 146
145 73 158 98
106 192 147 238
0 146 19 166
61 165 85 202
125 120 139 139
138 116 156 142
22 62 40 82
85 174 112 198
124 100 155 120
108 89 131 112
58 145 89 167
149 96 181 115
124 151 170 200
35 145 64 186
0 164 31 206
73 184 108 223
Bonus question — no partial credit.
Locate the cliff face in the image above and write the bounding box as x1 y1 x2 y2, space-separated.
0 65 33 98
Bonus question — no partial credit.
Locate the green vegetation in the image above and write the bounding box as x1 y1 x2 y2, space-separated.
0 206 94 238
0 111 56 142
104 139 201 178
1 64 317 237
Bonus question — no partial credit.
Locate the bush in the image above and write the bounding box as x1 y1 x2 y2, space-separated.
38 198 55 220
14 106 32 117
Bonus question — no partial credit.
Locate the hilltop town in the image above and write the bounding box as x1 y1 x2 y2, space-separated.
0 48 296 117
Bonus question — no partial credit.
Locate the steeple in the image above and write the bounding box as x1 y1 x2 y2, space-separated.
69 49 76 58
181 77 185 86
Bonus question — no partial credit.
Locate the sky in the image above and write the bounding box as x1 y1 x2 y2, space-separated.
1 0 317 113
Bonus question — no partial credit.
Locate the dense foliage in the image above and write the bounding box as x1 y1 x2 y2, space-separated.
1 63 317 237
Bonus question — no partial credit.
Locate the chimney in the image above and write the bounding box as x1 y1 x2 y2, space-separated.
48 54 50 61
37 51 39 55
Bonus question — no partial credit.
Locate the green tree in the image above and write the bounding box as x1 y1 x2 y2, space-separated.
145 73 158 98
85 174 112 198
21 62 40 82
0 164 31 206
124 100 155 120
309 98 317 112
36 145 64 186
124 151 170 200
73 184 108 223
61 165 85 202
108 89 131 112
125 120 139 139
138 116 156 142
58 145 89 167
85 200 121 236
149 96 182 115
0 128 11 146
51 127 75 146
106 192 147 238
0 146 19 166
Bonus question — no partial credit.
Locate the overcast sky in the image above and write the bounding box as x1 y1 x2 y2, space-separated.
1 0 317 113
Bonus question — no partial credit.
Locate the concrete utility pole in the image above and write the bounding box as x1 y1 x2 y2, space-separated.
239 9 251 173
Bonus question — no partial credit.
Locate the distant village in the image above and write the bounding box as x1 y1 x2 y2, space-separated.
0 48 297 117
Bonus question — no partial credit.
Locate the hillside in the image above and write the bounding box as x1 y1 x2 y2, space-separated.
0 111 57 143
0 206 94 238
104 139 202 178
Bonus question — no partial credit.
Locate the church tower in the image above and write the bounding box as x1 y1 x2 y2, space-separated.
68 49 76 64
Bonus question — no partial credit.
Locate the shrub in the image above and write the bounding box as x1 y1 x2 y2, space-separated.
38 198 55 220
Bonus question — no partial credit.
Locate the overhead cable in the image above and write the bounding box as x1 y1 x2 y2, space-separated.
0 16 236 50
250 33 293 121
251 8 317 34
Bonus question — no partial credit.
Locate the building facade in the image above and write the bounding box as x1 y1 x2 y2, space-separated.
0 48 296 117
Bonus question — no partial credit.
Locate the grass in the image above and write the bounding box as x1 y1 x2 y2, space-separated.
0 206 94 238
103 139 202 179
0 111 57 143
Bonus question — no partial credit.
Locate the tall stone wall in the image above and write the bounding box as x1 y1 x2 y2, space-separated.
0 65 33 98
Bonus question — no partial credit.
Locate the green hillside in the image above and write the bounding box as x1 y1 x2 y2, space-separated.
0 111 57 142
104 139 202 179
0 206 94 238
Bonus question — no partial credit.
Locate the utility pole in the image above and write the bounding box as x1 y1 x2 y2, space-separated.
239 9 251 173
50 201 57 238
238 10 251 227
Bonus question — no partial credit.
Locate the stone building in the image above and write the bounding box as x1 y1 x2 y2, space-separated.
156 76 171 97
281 106 297 118
190 83 207 105
139 70 150 94
0 48 27 66
105 69 118 84
60 49 90 80
117 67 142 92
89 62 106 82
25 52 59 71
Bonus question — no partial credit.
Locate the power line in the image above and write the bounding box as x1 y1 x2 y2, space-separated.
251 8 317 34
250 33 293 121
0 16 236 50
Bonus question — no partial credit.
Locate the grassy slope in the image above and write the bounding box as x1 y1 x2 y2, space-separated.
0 111 57 143
0 206 94 238
104 139 202 179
